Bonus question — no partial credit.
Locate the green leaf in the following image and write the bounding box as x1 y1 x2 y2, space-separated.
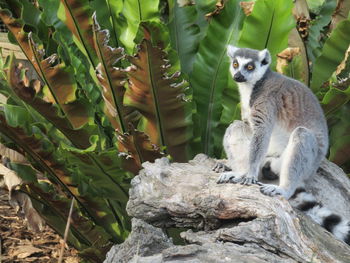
28 36 77 105
7 53 96 149
117 127 164 173
307 0 326 14
9 163 37 182
60 145 130 202
328 104 350 173
125 27 192 161
125 24 193 162
0 0 50 42
59 146 131 235
92 17 162 173
92 16 140 133
0 9 43 78
168 2 201 75
190 0 244 156
238 0 295 69
194 0 218 39
37 0 61 26
0 112 80 196
120 0 160 53
3 104 32 128
277 50 305 83
24 183 112 262
17 0 43 34
307 0 337 62
310 19 350 91
58 0 98 67
321 85 350 116
89 0 124 48
0 112 128 243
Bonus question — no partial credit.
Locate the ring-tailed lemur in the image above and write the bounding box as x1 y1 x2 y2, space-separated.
215 45 350 245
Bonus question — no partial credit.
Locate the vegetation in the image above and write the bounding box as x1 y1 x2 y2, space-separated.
0 0 349 261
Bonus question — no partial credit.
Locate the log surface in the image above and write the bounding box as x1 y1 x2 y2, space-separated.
105 154 350 263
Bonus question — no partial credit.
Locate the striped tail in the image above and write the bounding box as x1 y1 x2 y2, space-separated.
289 188 350 245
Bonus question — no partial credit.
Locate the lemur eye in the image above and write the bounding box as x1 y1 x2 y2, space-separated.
233 62 239 68
247 65 254 71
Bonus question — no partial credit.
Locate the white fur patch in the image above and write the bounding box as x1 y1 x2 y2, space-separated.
231 57 254 120
306 206 331 225
290 192 324 224
294 192 316 203
290 191 350 243
267 124 290 156
237 82 253 121
229 56 252 79
306 205 350 244
231 56 269 86
229 56 270 120
227 45 239 58
333 220 350 241
259 49 270 64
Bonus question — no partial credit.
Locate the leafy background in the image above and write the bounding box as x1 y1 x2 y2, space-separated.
0 0 349 261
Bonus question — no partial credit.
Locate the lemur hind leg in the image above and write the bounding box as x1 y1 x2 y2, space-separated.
260 126 320 199
216 120 252 183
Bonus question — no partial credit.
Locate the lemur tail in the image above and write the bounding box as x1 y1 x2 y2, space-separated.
289 188 350 245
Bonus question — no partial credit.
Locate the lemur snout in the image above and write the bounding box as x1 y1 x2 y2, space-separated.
234 72 246 82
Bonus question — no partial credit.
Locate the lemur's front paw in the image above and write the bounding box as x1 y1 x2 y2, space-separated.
260 184 287 198
217 171 241 184
212 162 231 173
237 174 259 185
217 172 259 185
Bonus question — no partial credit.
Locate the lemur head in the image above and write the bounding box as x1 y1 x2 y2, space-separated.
227 45 271 85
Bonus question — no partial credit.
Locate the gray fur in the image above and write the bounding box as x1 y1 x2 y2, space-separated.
228 47 261 62
289 189 350 244
217 120 350 244
215 46 350 244
249 70 269 107
218 45 328 195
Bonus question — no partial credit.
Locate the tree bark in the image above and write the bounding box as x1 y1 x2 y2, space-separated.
105 154 350 263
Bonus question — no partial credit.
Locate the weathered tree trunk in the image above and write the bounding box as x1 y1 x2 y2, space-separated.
105 154 350 263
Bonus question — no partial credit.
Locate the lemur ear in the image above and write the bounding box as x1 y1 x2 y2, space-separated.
259 49 271 66
227 45 238 59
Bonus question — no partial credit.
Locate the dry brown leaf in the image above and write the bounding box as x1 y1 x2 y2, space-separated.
0 163 22 194
177 0 195 7
11 191 44 232
296 16 310 40
336 45 350 75
276 47 301 74
0 189 80 262
0 93 7 103
277 47 301 60
25 257 41 262
12 245 42 259
0 143 27 163
205 0 226 19
65 256 80 263
331 0 350 30
240 1 255 16
0 143 45 233
293 0 310 19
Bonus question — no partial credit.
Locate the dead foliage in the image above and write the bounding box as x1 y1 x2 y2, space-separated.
0 189 80 263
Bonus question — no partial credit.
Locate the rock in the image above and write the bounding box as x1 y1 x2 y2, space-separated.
105 154 350 263
104 218 172 263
